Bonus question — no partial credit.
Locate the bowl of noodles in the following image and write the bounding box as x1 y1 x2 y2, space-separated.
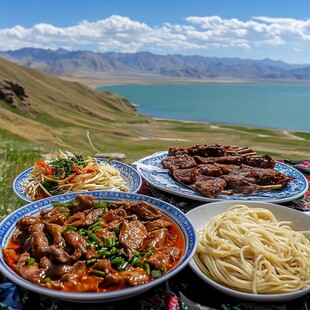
186 201 310 302
13 151 142 202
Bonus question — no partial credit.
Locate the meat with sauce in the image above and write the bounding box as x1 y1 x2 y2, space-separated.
2 194 184 293
147 247 181 270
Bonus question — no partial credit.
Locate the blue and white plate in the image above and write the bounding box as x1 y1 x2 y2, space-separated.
0 190 197 303
135 151 309 203
13 159 142 203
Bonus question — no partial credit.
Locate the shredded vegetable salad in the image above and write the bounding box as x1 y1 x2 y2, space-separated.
25 150 129 200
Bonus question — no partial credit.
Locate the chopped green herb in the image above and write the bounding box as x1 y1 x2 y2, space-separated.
90 270 106 277
86 259 99 266
27 257 35 265
151 269 162 278
49 153 86 179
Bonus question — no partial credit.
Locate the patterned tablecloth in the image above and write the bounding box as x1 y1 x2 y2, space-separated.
1 161 309 310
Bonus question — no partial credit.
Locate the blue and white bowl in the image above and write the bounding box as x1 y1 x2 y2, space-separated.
13 159 142 203
0 190 197 303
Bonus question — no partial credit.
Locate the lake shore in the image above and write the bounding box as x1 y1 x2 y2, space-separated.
60 73 262 89
58 73 310 160
98 82 310 133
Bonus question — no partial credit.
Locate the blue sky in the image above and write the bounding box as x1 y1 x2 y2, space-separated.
1 0 310 63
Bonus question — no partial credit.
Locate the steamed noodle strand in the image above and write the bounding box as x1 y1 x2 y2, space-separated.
194 204 310 294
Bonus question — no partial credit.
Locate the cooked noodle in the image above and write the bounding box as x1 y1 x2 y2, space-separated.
25 151 129 200
194 204 310 294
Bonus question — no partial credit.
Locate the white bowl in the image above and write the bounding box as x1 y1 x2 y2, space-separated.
0 190 197 303
186 200 310 302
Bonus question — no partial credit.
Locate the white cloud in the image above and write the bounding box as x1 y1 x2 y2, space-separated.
1 14 310 57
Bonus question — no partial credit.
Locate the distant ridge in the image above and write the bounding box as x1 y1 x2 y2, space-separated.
1 48 310 81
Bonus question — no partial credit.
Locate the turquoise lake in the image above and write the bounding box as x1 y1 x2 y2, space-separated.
97 83 310 132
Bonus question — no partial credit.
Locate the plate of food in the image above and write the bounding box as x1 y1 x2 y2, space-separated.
186 200 310 302
135 144 308 203
0 190 197 303
13 150 142 202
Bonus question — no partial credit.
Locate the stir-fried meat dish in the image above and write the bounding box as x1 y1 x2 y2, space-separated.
3 194 183 293
162 144 294 198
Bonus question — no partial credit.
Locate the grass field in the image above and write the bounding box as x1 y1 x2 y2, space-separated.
0 131 42 220
1 118 309 220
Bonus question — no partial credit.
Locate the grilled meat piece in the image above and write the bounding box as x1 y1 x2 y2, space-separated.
162 154 197 170
191 164 223 178
188 144 239 157
222 174 257 188
194 155 244 166
168 146 190 156
168 144 242 157
237 165 293 185
172 167 195 184
194 154 276 169
244 154 276 169
191 175 227 198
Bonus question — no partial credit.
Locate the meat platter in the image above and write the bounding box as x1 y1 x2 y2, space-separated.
135 144 308 203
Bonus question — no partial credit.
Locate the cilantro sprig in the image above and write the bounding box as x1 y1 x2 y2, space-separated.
49 153 86 179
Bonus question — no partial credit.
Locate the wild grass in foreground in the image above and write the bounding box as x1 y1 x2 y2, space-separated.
0 138 42 220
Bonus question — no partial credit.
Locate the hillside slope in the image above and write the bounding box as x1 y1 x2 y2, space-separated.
0 57 151 153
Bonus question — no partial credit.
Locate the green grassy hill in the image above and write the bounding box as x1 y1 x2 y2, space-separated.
0 56 151 153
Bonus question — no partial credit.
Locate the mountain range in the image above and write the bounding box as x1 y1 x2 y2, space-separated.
1 48 310 81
